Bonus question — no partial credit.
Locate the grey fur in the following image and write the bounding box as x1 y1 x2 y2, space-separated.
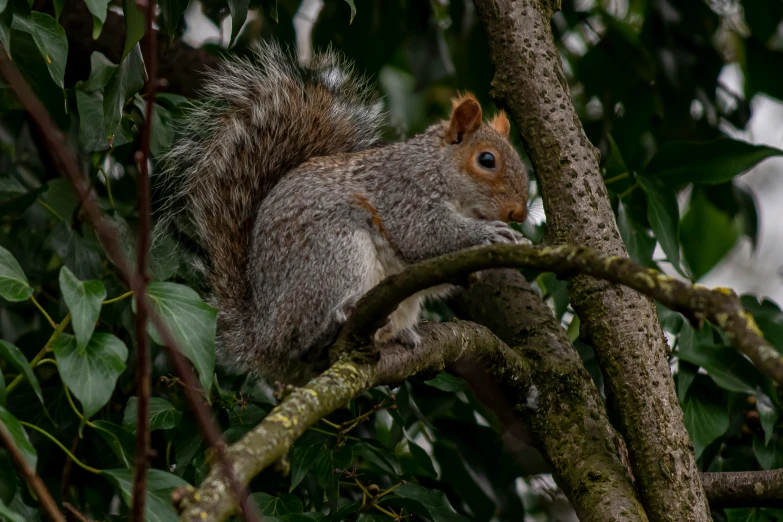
155 41 529 385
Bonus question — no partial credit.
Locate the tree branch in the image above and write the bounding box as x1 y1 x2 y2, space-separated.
458 268 647 521
174 321 527 521
130 0 159 518
0 420 66 522
702 469 783 509
471 1 713 519
337 244 782 385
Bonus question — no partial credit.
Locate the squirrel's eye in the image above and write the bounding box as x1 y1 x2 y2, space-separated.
477 152 496 170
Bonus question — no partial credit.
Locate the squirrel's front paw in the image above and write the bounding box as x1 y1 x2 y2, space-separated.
482 221 529 245
392 327 422 349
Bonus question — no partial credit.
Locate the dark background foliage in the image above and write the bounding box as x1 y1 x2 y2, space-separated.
2 0 783 521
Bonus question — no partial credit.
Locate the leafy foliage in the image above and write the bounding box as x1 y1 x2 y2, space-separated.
1 0 783 521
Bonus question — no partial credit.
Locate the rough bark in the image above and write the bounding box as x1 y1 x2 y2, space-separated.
702 470 783 509
336 244 780 385
460 269 646 521
471 1 712 520
174 321 526 521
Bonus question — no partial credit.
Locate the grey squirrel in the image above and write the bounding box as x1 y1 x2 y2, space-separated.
155 41 530 385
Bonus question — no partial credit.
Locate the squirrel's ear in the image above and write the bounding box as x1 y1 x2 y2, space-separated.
490 111 511 137
447 94 482 144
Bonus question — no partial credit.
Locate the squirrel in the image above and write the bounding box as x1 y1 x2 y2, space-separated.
154 41 530 385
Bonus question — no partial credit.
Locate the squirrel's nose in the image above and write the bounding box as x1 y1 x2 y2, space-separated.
508 206 527 223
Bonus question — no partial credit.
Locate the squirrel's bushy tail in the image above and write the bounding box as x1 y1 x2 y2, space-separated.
155 41 385 341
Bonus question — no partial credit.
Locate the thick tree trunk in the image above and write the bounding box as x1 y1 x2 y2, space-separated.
460 269 647 521
471 1 712 520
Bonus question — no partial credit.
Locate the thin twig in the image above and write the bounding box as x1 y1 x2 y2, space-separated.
30 295 57 329
0 45 259 522
130 0 159 517
0 420 66 522
62 502 94 522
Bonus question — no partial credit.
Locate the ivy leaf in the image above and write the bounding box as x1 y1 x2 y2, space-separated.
92 420 135 468
646 138 783 186
11 10 67 89
387 483 469 522
343 0 356 23
616 202 656 267
79 52 118 92
290 443 323 492
677 343 760 395
227 0 249 47
159 0 190 44
123 397 182 432
52 333 128 419
681 188 741 281
756 391 778 446
753 433 783 470
76 90 108 152
59 266 107 350
638 175 683 275
0 341 43 405
0 499 25 522
681 384 729 459
103 43 146 144
142 282 217 393
121 0 144 60
44 222 102 281
725 508 776 522
251 492 304 516
104 468 187 522
0 406 36 469
84 0 110 38
0 245 33 301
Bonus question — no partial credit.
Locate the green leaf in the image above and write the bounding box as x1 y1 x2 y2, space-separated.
103 43 146 144
76 90 109 152
388 483 469 522
0 453 17 505
104 468 187 522
0 245 33 301
424 372 468 393
0 371 5 406
290 442 321 492
726 508 776 522
734 183 760 250
11 10 67 88
616 202 656 267
0 406 35 469
159 0 190 43
646 138 783 186
343 0 356 23
121 0 144 60
638 175 683 274
0 175 43 217
0 340 43 405
227 0 249 47
741 295 783 354
93 420 135 468
59 266 107 350
52 333 128 419
44 222 102 281
79 52 118 92
0 498 26 522
681 384 729 459
123 397 182 432
677 343 760 395
84 0 110 38
756 391 778 446
142 282 216 393
252 492 304 516
753 433 783 470
680 188 741 281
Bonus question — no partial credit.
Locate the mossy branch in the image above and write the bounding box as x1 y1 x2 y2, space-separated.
336 243 783 385
174 321 523 521
702 469 783 508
